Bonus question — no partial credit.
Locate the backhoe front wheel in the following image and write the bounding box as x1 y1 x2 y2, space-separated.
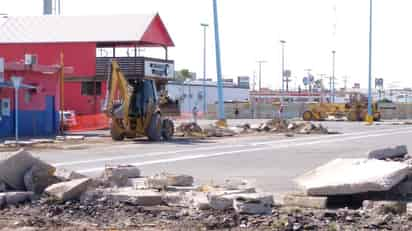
161 119 174 140
110 120 125 141
303 111 313 121
147 113 162 141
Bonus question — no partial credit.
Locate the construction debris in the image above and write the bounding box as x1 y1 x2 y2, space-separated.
175 122 202 136
294 158 409 196
0 149 55 190
99 165 141 187
368 145 408 160
45 178 91 202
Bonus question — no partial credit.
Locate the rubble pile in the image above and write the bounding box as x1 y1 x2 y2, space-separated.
247 119 331 135
175 122 203 137
3 146 412 230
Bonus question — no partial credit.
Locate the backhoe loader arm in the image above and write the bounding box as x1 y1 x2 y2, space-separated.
105 61 131 127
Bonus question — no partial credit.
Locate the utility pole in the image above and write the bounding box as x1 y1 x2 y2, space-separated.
367 0 373 122
331 50 336 103
212 0 225 121
343 76 348 90
257 60 267 91
252 70 256 91
280 40 286 92
201 23 209 115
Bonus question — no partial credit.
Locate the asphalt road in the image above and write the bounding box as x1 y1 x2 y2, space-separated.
33 121 412 196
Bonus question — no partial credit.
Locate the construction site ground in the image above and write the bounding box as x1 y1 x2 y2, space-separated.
23 120 412 195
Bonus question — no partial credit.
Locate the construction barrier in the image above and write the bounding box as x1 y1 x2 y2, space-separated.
67 113 110 132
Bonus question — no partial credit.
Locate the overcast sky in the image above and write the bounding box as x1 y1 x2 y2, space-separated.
2 0 412 90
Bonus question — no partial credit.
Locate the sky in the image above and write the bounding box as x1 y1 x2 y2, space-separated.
2 0 412 90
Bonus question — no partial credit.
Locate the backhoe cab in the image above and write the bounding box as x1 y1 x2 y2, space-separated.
105 61 174 141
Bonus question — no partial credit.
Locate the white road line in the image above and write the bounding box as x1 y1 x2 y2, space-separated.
77 128 412 173
55 126 412 167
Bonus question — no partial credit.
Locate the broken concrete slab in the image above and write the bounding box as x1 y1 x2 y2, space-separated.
363 200 407 215
24 164 60 194
294 158 409 196
368 145 408 160
148 173 194 189
208 194 233 210
100 165 141 187
166 174 194 187
162 192 187 207
127 177 148 190
104 187 163 206
188 192 211 210
231 193 274 215
45 178 91 202
0 192 34 206
54 168 86 181
0 149 54 190
283 194 328 209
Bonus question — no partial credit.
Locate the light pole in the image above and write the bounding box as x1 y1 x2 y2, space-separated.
280 40 286 92
212 0 225 121
367 0 373 121
201 23 209 115
257 60 267 91
331 50 336 103
11 76 22 144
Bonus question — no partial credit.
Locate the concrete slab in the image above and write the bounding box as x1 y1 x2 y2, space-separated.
294 158 409 196
104 187 163 206
45 178 91 202
100 165 141 187
24 164 59 194
0 149 53 190
368 145 408 160
283 194 328 209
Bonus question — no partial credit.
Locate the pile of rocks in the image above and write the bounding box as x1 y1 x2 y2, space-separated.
246 119 331 135
0 149 275 217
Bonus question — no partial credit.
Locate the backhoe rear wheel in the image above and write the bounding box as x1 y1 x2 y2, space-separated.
303 111 313 121
147 113 162 141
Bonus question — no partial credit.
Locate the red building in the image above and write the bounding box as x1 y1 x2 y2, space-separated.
0 14 174 137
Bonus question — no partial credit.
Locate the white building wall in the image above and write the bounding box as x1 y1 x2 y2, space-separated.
167 82 249 113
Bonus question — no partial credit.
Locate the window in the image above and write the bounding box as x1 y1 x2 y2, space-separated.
81 81 101 96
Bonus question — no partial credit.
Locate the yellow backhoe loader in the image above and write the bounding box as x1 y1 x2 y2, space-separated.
104 60 175 141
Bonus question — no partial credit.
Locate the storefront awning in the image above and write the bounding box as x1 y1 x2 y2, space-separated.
0 81 36 89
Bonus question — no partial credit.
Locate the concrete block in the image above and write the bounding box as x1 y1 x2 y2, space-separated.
148 173 194 189
105 187 163 206
24 164 60 194
231 193 274 215
283 194 328 209
0 149 54 190
45 178 91 202
100 165 141 187
167 186 199 192
127 177 148 190
189 192 210 210
363 200 406 215
54 168 86 181
208 194 233 210
407 203 412 215
166 174 194 187
294 158 409 196
368 145 408 160
162 192 186 207
0 192 34 206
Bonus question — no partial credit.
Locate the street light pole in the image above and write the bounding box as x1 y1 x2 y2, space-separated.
280 40 286 92
332 50 336 103
367 0 373 121
212 0 225 121
257 60 266 91
201 23 209 115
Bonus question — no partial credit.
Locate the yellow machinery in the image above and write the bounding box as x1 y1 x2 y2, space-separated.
302 103 346 121
345 93 381 121
302 93 381 121
105 61 175 141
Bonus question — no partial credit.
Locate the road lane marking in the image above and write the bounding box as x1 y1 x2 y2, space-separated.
76 128 412 173
55 126 412 167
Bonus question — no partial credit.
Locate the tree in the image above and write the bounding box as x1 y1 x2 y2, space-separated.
175 69 195 82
